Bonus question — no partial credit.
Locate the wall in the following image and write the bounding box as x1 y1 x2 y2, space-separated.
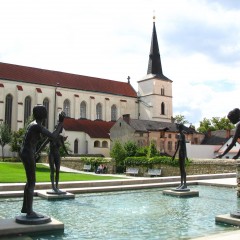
60 157 116 173
186 143 221 159
59 157 236 176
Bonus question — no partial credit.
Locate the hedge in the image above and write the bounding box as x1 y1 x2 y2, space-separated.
124 156 191 167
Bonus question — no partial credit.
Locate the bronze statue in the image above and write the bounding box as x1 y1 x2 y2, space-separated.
37 126 69 194
20 105 65 218
172 123 189 191
216 108 240 159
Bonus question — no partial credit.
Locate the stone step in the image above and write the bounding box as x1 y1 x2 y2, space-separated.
0 173 235 193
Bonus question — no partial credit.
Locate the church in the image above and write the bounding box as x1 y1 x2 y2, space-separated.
0 19 175 157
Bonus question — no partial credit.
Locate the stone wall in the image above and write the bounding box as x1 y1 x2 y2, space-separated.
160 159 236 177
59 157 236 176
60 157 116 174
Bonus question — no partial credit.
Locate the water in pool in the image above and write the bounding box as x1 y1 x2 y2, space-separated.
0 185 239 240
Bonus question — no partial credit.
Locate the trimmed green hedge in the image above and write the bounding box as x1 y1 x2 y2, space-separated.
124 156 191 167
81 157 111 165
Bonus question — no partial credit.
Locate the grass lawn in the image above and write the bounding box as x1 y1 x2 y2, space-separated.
0 162 124 183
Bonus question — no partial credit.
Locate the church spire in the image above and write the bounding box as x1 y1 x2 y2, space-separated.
147 16 164 76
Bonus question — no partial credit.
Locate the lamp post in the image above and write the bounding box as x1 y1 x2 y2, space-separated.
53 82 59 127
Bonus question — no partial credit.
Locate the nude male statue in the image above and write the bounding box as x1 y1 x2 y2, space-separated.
20 105 65 218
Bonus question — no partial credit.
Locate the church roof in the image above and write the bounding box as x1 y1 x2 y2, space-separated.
146 20 171 81
0 62 137 98
63 118 114 138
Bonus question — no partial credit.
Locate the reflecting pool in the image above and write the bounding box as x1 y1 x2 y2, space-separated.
0 185 239 240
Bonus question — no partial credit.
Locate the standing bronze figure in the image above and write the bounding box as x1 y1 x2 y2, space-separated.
20 105 65 218
172 123 189 191
216 108 240 159
36 125 69 194
48 128 69 193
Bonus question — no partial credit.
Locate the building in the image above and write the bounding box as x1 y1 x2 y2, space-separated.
0 19 174 157
110 114 204 156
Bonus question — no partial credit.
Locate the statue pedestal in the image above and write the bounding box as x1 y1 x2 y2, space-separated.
0 218 64 237
215 213 240 227
37 190 75 200
15 215 51 225
162 189 199 198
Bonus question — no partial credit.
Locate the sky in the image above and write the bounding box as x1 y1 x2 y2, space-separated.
1 0 240 127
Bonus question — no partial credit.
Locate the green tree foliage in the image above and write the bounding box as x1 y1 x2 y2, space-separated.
174 114 189 125
0 123 12 160
124 141 138 157
110 141 126 173
147 142 158 158
197 117 235 133
10 128 25 156
10 115 34 157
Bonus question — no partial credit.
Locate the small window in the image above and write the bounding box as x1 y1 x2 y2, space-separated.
74 139 79 154
94 140 100 147
102 141 108 148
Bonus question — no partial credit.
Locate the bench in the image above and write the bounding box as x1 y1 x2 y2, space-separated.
147 169 161 177
83 164 91 172
125 167 139 176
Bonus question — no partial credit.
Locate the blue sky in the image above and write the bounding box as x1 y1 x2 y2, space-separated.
1 0 240 127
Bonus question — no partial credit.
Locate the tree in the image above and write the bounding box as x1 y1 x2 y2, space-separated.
211 117 234 130
124 141 138 157
197 117 235 133
0 123 12 160
147 141 158 158
110 141 126 173
10 128 25 157
174 115 189 125
10 115 34 157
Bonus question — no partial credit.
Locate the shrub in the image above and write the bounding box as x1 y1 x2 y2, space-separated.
124 156 149 167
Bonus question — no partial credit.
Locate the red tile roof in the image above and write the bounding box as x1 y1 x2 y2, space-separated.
0 62 137 98
63 118 115 138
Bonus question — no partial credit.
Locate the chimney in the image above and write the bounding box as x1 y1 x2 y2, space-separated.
226 129 230 138
123 114 130 124
207 130 211 137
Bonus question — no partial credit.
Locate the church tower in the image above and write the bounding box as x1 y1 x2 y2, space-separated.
138 16 173 122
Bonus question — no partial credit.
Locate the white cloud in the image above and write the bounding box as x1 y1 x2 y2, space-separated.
0 0 240 128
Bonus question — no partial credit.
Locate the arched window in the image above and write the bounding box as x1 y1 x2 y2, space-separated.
111 105 117 121
74 139 79 154
80 101 87 119
24 96 31 124
63 99 70 117
43 98 49 128
102 141 108 148
161 102 165 115
94 140 100 147
5 94 13 129
96 103 102 120
161 87 165 96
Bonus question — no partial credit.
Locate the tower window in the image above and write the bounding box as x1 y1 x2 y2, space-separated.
161 102 165 115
